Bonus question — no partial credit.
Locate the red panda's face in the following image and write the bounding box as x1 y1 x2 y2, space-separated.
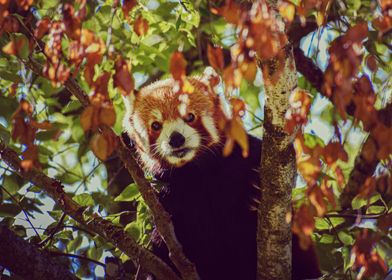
123 68 228 173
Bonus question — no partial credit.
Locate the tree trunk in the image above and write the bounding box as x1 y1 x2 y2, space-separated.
257 46 297 280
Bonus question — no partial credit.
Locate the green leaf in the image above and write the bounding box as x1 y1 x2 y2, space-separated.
67 235 83 252
62 100 82 114
0 71 22 82
36 129 60 141
73 193 95 207
114 183 139 202
47 210 63 220
88 246 103 260
125 221 140 240
366 205 385 214
319 234 335 244
2 174 22 198
338 232 354 245
56 172 81 185
303 133 325 149
14 34 30 59
342 246 353 271
315 217 345 230
56 230 74 241
352 193 381 210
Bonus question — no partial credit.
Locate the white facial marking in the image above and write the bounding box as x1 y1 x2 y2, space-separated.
156 118 200 166
178 94 190 117
133 114 149 151
122 95 136 138
178 103 187 117
122 94 135 115
178 94 190 103
166 150 196 165
201 115 219 144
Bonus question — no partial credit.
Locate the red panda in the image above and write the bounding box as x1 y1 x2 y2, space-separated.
122 67 321 280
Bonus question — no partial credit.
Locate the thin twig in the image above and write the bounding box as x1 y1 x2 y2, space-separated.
48 251 106 267
324 216 344 246
38 212 67 247
0 185 41 239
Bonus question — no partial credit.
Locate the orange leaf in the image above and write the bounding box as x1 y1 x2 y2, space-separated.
134 15 149 36
225 117 249 158
358 177 377 198
21 145 41 171
80 105 95 132
230 98 246 117
217 0 242 25
114 57 134 96
93 72 111 97
297 156 321 185
207 44 224 71
322 142 348 166
90 131 117 161
91 133 109 161
99 105 116 128
292 204 315 249
30 120 52 130
366 55 378 72
170 52 187 81
240 60 257 82
34 17 51 39
2 37 25 56
308 186 327 216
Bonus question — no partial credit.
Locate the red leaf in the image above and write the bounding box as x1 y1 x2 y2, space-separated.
207 44 224 71
114 56 134 96
122 0 137 19
133 15 149 36
35 17 51 39
170 52 187 81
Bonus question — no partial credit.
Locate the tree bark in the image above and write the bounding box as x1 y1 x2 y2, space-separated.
257 45 297 280
0 226 78 280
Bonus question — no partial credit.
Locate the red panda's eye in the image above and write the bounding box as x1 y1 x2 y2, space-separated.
151 121 162 131
185 113 195 123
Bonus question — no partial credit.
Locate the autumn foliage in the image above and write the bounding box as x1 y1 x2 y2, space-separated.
0 0 391 279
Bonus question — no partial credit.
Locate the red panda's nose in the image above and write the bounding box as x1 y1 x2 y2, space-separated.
169 132 185 148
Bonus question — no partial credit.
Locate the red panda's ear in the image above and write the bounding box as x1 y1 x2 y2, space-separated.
122 93 136 117
200 67 220 88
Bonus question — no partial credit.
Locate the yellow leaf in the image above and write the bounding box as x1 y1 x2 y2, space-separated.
279 2 296 22
315 12 324 26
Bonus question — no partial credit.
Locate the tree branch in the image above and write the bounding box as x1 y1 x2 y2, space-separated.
287 14 340 46
293 47 324 93
0 140 180 280
22 55 198 280
0 225 78 280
